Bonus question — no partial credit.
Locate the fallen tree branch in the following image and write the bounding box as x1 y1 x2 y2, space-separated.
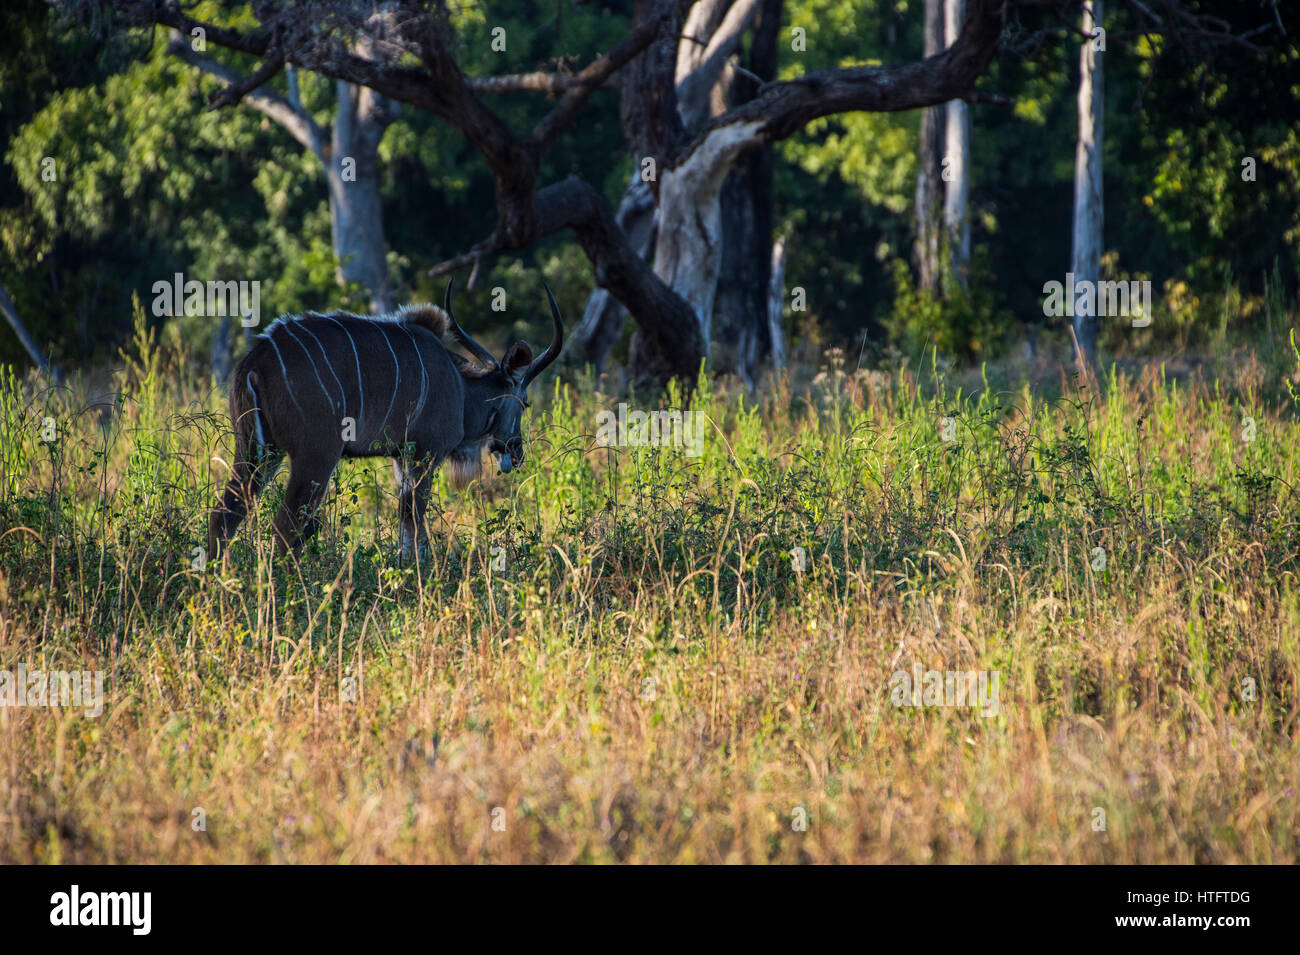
0 283 62 385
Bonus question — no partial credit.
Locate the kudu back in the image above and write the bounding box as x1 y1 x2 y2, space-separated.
207 282 563 559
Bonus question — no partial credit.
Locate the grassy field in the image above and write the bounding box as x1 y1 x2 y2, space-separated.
1 311 1298 864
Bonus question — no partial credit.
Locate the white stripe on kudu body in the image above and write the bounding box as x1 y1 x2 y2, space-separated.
395 323 429 419
320 315 366 429
276 321 339 417
263 331 307 423
247 373 266 448
287 319 348 417
367 322 403 439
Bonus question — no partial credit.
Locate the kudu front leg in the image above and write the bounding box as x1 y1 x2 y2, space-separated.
394 457 435 563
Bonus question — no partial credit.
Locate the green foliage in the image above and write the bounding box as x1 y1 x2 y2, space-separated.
881 250 1015 362
777 0 917 218
0 329 1297 862
0 0 1297 372
1 7 344 360
1148 125 1300 283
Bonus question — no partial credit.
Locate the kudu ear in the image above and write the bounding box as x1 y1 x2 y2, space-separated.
502 341 534 381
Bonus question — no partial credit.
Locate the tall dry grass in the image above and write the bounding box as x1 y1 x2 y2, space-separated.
0 307 1297 862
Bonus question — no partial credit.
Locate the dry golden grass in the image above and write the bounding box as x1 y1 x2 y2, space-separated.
0 318 1297 863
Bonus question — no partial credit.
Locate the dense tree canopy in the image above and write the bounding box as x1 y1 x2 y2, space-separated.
0 0 1295 380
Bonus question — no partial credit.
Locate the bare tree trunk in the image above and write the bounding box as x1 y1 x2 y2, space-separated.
653 120 761 351
1072 1 1104 373
913 0 944 296
767 235 787 370
715 170 763 386
329 79 398 313
644 0 761 375
568 0 686 379
943 0 971 293
714 0 782 387
580 0 765 379
0 282 61 383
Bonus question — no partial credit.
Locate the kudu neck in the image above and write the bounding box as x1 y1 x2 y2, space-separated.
462 375 503 438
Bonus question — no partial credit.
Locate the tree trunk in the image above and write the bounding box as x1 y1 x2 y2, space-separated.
942 0 971 293
568 174 657 370
1071 1 1104 373
329 80 397 313
767 235 787 370
913 0 945 296
714 169 764 387
637 0 762 381
570 0 685 377
713 0 782 388
600 0 1006 390
652 119 763 352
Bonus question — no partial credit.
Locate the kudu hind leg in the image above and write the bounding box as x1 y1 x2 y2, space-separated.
208 451 281 560
273 455 337 555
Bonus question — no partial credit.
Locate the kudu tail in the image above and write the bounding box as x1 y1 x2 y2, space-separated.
207 370 278 560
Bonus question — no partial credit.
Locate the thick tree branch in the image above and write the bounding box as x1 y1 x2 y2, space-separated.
165 30 327 157
690 0 1006 156
527 0 677 153
535 175 705 381
432 172 701 382
467 71 585 94
676 0 761 130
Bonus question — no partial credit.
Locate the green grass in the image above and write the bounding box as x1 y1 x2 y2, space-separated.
0 313 1297 863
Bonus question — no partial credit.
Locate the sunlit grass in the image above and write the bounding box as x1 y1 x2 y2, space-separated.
0 310 1297 863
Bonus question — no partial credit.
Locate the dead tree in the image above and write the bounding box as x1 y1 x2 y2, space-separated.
0 282 62 384
86 0 1264 390
166 25 399 314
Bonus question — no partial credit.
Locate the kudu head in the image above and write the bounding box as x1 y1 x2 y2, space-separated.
444 279 563 476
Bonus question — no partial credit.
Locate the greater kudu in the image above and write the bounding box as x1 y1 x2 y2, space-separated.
207 282 563 559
